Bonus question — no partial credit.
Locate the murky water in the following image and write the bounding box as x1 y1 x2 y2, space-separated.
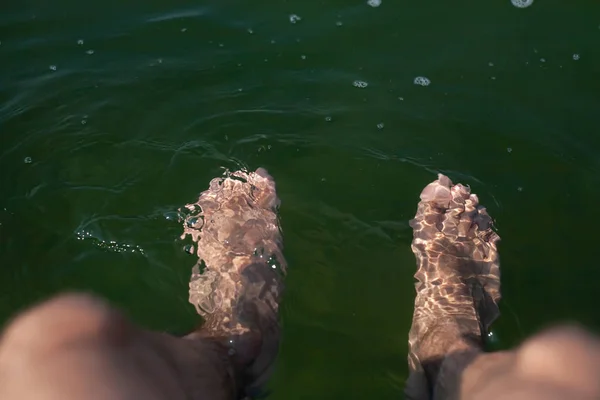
1 0 599 398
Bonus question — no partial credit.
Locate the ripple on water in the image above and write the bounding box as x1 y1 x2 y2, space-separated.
145 8 208 23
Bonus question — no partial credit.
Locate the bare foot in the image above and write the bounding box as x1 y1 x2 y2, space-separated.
181 167 287 397
406 174 501 400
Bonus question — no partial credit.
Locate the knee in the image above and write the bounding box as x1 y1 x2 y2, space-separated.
0 292 134 357
515 325 600 397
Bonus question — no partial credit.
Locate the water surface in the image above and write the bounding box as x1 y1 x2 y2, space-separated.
1 0 600 398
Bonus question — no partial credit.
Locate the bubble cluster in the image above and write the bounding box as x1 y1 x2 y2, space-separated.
49 65 57 71
377 122 385 130
511 0 533 8
289 14 302 24
353 80 368 88
24 157 32 164
367 0 382 7
76 230 145 255
77 39 84 45
573 53 580 61
413 76 431 86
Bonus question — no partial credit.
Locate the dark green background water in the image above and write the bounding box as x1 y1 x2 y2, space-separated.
1 0 599 398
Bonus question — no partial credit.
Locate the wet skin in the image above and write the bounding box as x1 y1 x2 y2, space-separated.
0 170 598 400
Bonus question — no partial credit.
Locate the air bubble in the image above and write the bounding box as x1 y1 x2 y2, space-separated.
289 14 302 24
86 49 94 55
336 21 343 26
181 27 187 32
413 76 430 86
377 123 385 130
187 217 202 229
247 28 254 34
49 65 57 71
325 116 332 122
511 0 533 8
75 230 145 255
367 0 381 7
301 54 306 60
24 157 32 164
507 147 512 153
573 53 580 61
77 39 84 45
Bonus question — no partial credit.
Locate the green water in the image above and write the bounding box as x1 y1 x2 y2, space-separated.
1 0 600 398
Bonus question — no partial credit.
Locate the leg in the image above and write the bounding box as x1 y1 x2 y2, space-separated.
0 167 286 400
181 167 286 397
0 293 234 400
406 173 500 400
406 174 600 400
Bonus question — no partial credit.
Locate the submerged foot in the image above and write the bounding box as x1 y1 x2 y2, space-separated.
180 167 286 398
406 174 501 400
